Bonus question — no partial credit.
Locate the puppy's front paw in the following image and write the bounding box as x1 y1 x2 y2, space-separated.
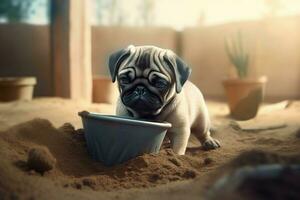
202 137 221 151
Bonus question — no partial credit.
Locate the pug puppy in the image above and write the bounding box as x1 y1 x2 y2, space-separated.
108 45 220 155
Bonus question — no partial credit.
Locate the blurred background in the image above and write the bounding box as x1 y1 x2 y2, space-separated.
0 0 299 101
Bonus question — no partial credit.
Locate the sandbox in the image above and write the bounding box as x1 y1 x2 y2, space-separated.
0 98 300 200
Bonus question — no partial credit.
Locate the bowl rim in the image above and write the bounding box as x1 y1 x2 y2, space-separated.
80 112 172 129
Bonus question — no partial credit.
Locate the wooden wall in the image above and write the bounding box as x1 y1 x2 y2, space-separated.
0 16 299 100
90 17 300 101
0 24 52 96
91 26 179 76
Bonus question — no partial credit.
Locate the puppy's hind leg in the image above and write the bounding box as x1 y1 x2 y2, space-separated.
192 116 220 151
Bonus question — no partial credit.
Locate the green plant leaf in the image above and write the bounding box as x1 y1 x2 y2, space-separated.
224 31 249 78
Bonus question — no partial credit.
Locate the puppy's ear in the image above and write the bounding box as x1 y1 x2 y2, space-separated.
108 46 133 82
164 52 191 93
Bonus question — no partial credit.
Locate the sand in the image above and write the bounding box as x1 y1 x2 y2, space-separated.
0 98 300 200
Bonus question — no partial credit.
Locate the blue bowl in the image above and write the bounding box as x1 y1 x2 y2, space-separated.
79 111 171 166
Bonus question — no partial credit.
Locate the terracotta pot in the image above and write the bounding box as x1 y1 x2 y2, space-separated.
0 77 36 102
92 76 119 104
222 76 267 120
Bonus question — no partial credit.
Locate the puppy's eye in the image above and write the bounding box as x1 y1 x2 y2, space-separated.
119 76 131 84
154 79 168 89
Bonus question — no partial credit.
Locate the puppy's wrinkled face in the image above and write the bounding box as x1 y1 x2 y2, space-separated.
109 45 191 118
118 48 175 117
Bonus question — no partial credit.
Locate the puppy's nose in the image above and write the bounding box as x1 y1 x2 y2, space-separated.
136 86 146 95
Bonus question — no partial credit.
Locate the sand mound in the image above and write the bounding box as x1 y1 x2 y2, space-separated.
0 118 208 191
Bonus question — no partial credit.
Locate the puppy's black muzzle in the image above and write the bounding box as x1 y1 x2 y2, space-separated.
135 86 146 96
122 85 162 114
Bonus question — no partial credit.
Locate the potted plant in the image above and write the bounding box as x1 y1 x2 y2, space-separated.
0 77 36 102
92 75 118 104
223 32 267 120
92 64 118 104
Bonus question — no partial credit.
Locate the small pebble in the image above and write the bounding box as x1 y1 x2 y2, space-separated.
204 157 214 165
148 173 162 182
182 169 197 178
82 177 97 187
75 183 82 189
27 146 56 174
